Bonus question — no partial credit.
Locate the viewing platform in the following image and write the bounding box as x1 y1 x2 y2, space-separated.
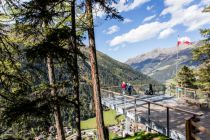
101 88 210 140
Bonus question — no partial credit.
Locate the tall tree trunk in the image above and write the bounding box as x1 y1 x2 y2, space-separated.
71 1 81 139
47 54 66 140
85 0 108 139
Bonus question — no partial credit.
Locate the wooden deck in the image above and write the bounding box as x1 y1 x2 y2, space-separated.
130 99 210 140
101 90 210 140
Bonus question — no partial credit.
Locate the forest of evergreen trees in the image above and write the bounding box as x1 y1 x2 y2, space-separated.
0 1 209 140
0 0 124 139
0 0 160 139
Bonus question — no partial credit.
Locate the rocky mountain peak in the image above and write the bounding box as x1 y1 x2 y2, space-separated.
125 42 201 83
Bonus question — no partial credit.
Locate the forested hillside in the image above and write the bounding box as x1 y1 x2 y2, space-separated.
81 48 158 87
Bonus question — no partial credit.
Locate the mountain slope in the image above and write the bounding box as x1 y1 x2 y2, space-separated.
81 48 160 87
125 43 201 83
79 48 161 119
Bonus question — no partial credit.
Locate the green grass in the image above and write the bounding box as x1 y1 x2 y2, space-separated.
112 132 169 140
81 110 168 140
81 109 125 130
109 132 120 139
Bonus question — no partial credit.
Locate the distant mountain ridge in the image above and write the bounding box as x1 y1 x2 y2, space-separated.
125 42 202 83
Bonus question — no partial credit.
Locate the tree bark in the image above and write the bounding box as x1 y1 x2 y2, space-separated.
85 0 108 139
47 54 66 140
71 1 81 139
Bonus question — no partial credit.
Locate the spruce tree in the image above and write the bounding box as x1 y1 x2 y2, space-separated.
0 0 82 139
70 0 81 139
176 66 196 88
192 7 210 91
193 29 210 91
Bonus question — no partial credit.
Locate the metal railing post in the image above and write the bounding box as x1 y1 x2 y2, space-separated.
134 98 137 122
194 90 196 100
122 94 125 115
112 92 116 110
148 102 151 132
166 107 170 137
124 96 127 115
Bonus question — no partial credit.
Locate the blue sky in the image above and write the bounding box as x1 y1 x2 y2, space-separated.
91 0 210 62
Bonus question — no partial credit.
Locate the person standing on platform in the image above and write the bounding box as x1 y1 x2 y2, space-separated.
127 83 133 96
121 81 127 95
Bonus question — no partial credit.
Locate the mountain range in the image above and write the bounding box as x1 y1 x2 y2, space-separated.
125 42 202 83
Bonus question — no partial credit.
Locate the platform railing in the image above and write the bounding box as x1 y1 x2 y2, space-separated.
185 116 210 140
166 86 210 108
101 88 203 139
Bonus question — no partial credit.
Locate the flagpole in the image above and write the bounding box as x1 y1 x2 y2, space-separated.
176 35 179 78
176 45 178 77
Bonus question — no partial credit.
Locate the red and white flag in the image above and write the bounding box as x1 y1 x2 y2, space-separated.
177 37 192 46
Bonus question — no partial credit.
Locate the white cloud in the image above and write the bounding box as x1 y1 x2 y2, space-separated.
109 0 210 46
109 22 168 46
142 14 156 23
160 0 193 16
162 1 210 31
146 5 154 11
202 0 210 5
104 25 120 35
123 18 133 24
112 0 150 12
159 28 175 39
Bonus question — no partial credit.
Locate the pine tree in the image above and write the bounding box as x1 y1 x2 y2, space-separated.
85 0 122 139
70 0 81 139
0 0 80 139
193 29 210 91
192 6 210 91
22 1 65 139
176 66 196 88
0 0 128 139
85 0 107 139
